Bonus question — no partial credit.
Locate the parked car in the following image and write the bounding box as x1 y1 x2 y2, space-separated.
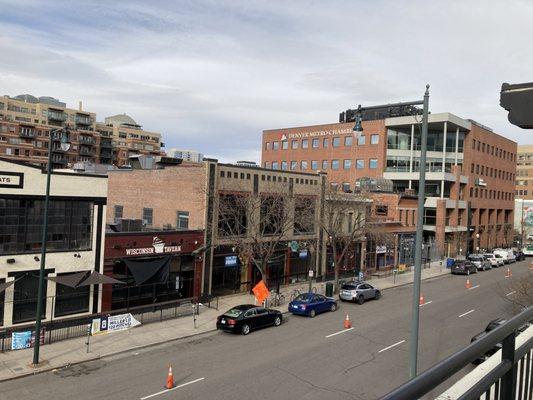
288 293 337 318
451 259 477 275
483 254 500 268
339 281 381 304
493 249 513 264
523 244 533 256
470 318 507 364
493 253 505 266
216 305 282 335
514 250 525 261
467 254 492 271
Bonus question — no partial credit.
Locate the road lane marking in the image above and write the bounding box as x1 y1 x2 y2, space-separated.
378 340 405 353
325 327 354 338
419 301 433 307
506 291 517 296
458 309 475 318
468 285 480 290
140 377 205 400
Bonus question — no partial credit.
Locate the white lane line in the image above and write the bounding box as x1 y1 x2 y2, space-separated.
325 327 354 338
378 340 405 353
506 291 517 296
419 301 433 307
140 377 205 400
468 285 480 290
458 309 475 318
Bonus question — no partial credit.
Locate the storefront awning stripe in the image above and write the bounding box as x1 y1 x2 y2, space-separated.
77 271 125 286
46 271 89 288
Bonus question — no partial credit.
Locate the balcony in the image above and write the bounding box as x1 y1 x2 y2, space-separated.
51 146 68 153
79 147 95 156
75 115 93 125
47 111 67 122
78 136 95 146
51 157 68 165
100 140 113 149
100 148 112 156
19 130 36 138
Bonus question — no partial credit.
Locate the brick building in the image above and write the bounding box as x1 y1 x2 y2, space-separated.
516 145 533 200
262 109 517 256
0 94 163 169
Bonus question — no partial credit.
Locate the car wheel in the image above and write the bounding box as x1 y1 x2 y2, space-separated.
357 295 365 305
273 316 282 326
241 324 251 335
375 290 381 300
466 269 470 276
308 309 316 318
330 303 337 312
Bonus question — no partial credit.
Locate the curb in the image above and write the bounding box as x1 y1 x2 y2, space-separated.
380 271 451 292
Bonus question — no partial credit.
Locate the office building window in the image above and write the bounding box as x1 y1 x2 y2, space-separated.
291 140 298 149
265 142 270 150
344 136 352 146
114 205 123 222
272 141 279 150
358 135 366 145
281 161 287 170
177 211 189 229
332 159 339 170
301 160 308 170
302 139 309 149
282 140 288 150
311 160 318 170
322 160 328 170
290 161 297 170
272 161 279 169
312 138 319 148
356 159 364 169
371 134 379 144
264 162 270 169
369 159 378 169
323 138 328 147
342 183 351 193
143 208 153 225
343 159 351 169
332 137 340 147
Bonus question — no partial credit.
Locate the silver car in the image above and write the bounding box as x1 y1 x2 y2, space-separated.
339 281 381 304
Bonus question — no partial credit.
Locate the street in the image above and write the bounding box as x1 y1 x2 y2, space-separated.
1 260 530 400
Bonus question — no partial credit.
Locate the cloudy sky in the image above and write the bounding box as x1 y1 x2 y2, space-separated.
0 0 531 162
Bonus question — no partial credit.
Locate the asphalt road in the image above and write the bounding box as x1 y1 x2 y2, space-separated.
1 260 531 400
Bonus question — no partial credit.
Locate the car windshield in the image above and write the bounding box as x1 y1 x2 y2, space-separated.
224 308 244 318
484 254 494 258
341 284 357 290
495 254 502 258
294 293 313 302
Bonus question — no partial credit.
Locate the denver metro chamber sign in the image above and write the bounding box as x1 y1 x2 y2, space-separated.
125 236 182 256
0 172 24 188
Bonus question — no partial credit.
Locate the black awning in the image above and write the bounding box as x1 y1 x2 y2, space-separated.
123 256 172 285
0 280 14 293
77 271 125 287
46 271 89 288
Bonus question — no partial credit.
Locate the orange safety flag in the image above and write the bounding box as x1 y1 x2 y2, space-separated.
252 280 270 304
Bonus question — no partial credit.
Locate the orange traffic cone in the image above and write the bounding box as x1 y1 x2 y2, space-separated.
506 268 512 278
419 294 425 305
529 262 533 270
166 364 175 389
344 314 352 329
466 279 472 289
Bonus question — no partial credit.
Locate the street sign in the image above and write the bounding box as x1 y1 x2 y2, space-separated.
308 270 314 278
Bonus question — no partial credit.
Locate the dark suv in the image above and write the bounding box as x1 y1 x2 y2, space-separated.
451 259 477 275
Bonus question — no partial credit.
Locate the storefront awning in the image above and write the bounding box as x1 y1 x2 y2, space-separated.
46 271 89 288
123 256 171 285
77 271 125 287
0 280 14 293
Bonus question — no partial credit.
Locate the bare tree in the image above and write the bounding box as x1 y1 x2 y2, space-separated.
214 181 317 288
497 273 533 314
317 187 371 290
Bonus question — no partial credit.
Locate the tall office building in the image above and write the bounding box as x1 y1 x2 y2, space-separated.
515 145 533 200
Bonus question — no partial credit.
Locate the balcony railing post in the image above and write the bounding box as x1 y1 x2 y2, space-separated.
501 330 517 399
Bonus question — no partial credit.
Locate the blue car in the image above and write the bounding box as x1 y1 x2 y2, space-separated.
288 293 338 318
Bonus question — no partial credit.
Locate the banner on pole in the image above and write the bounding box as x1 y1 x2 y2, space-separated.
91 313 140 335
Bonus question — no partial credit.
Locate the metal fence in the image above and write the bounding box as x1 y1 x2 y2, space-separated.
0 294 218 353
382 306 533 400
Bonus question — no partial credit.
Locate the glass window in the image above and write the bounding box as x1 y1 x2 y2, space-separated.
343 159 351 169
344 136 352 146
143 208 153 225
371 134 379 144
264 162 270 169
332 137 340 147
356 159 364 169
322 160 328 170
369 159 378 169
290 161 297 170
387 129 410 150
272 141 279 150
282 140 288 150
114 205 123 222
358 135 366 145
272 161 279 169
332 159 339 170
265 142 270 150
291 140 298 149
323 138 328 148
301 160 308 170
312 138 319 148
302 139 308 149
177 211 189 229
311 160 318 170
281 161 287 170
54 275 90 317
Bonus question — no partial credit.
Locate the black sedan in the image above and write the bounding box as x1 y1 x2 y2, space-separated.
470 318 506 364
216 304 282 335
451 260 477 275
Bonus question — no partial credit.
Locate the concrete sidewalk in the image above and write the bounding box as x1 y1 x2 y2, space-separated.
0 261 449 382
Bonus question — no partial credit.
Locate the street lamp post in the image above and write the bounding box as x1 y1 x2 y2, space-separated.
33 127 70 366
352 86 430 379
476 233 480 254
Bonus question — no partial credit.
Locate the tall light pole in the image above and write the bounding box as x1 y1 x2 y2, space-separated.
33 127 70 366
352 85 430 379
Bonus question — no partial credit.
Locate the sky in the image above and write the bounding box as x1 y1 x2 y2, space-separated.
0 0 532 163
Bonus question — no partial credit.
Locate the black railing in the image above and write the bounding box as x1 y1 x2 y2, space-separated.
382 306 533 400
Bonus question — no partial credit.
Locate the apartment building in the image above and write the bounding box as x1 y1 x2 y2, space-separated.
262 108 517 256
166 148 204 163
516 145 533 200
0 94 163 168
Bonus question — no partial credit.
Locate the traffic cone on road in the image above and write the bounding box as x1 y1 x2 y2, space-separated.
165 364 175 389
419 294 425 305
344 314 352 329
466 279 472 289
529 262 533 270
506 268 512 278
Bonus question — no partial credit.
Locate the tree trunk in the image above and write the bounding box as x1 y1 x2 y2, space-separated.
333 245 339 293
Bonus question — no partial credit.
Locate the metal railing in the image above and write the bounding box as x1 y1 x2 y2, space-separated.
382 306 533 400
